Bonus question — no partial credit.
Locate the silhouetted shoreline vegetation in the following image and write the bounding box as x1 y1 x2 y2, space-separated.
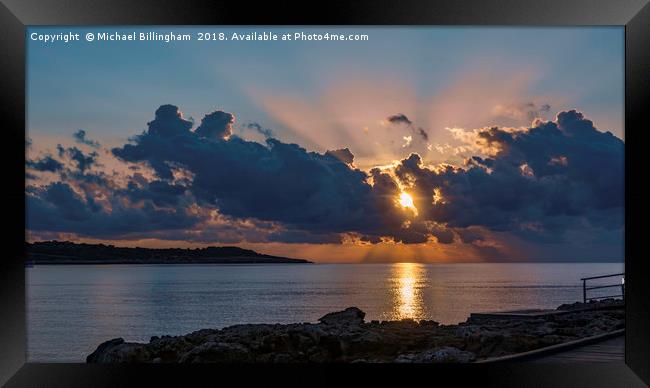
26 241 311 264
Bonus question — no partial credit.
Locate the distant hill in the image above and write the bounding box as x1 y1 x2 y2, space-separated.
25 241 311 264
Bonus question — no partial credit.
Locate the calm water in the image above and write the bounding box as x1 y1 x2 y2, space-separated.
27 262 623 361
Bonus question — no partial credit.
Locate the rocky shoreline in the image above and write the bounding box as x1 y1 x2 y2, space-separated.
87 299 624 363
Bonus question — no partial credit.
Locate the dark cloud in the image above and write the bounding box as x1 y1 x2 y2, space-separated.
73 130 100 148
246 122 274 138
109 105 384 243
147 104 193 137
122 175 188 207
195 110 234 140
27 155 63 172
387 113 412 126
27 181 203 239
325 148 354 164
386 113 429 142
26 161 284 243
26 105 623 259
57 145 99 172
416 127 429 142
395 110 623 243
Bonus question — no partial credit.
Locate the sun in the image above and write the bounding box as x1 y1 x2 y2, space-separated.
398 192 416 210
399 192 414 208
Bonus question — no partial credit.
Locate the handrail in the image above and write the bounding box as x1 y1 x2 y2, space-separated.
580 273 624 281
585 284 623 291
581 273 624 303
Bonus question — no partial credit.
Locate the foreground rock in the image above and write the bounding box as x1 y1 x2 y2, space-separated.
87 301 624 363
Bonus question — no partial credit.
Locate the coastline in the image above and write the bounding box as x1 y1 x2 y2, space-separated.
26 257 313 265
87 299 624 363
26 241 312 264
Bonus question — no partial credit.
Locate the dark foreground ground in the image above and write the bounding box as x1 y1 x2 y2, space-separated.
86 299 624 363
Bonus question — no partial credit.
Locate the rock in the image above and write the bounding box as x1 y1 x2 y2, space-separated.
86 338 125 363
318 307 365 326
395 347 476 363
424 347 476 363
112 343 151 362
178 342 252 363
557 301 583 311
298 324 326 340
539 335 563 345
530 324 556 336
147 336 193 362
557 299 623 311
455 325 480 337
86 338 150 363
86 303 624 363
270 353 296 363
306 351 328 362
394 353 417 363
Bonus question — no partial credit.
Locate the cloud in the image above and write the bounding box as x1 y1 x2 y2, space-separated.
245 122 274 138
386 113 429 142
56 145 99 172
194 110 234 140
109 106 384 243
147 104 193 137
27 155 63 172
121 175 188 207
387 113 412 126
27 180 204 239
395 110 623 243
402 136 412 148
416 127 429 142
73 130 100 148
26 105 623 260
325 148 354 165
492 102 552 122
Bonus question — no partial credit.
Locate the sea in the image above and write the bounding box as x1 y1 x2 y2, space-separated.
26 262 624 361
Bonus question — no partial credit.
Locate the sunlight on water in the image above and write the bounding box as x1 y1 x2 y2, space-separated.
392 263 427 320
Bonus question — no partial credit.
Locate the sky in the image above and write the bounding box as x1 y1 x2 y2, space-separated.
25 27 624 263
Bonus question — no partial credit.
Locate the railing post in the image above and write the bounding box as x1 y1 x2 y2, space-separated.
583 279 587 303
621 277 625 301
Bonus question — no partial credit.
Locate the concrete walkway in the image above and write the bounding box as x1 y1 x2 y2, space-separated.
530 335 624 362
476 330 625 363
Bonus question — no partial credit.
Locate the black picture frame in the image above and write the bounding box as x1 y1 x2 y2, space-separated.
1 0 648 386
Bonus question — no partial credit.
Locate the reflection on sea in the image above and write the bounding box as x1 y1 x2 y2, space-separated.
391 263 427 320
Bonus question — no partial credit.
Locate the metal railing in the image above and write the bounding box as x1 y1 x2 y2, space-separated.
580 273 625 303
